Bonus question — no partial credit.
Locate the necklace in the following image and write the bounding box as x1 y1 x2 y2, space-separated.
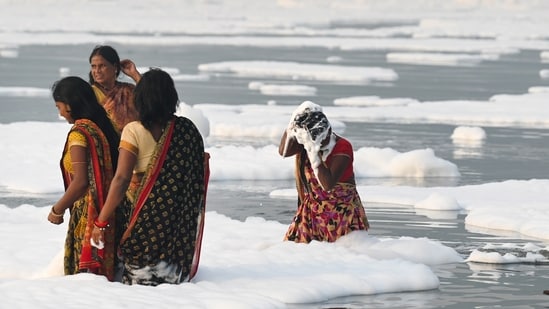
97 81 116 93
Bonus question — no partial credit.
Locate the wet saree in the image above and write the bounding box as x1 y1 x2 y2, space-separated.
92 82 138 133
61 119 116 280
284 150 369 243
118 116 205 286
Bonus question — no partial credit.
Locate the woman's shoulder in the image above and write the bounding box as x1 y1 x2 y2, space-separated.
70 119 107 144
175 116 199 129
336 136 351 145
333 136 353 154
122 121 146 133
117 81 136 89
68 128 87 147
72 119 100 132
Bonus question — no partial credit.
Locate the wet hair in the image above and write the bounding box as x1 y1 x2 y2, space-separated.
88 45 121 84
52 76 119 169
293 109 331 141
134 68 179 131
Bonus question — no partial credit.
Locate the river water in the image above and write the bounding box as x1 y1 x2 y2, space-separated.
1 44 549 308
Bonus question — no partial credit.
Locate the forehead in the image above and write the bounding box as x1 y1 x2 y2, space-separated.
91 55 111 65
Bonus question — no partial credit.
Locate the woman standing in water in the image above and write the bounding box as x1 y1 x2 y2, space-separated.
47 76 120 281
88 45 141 133
92 69 207 285
278 101 369 243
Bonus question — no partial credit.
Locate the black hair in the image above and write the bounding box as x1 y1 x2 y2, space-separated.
88 45 121 84
293 110 330 141
52 76 119 169
134 68 179 131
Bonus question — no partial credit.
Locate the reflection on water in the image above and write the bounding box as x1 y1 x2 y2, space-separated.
450 124 486 160
452 141 485 160
467 262 507 283
465 225 540 241
414 208 461 220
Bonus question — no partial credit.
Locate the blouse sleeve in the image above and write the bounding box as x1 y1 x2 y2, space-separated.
120 121 139 155
68 130 87 148
63 130 88 173
331 138 353 159
326 137 355 182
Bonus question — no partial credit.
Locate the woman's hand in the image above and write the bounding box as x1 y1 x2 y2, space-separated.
47 206 64 225
91 226 104 247
120 59 141 82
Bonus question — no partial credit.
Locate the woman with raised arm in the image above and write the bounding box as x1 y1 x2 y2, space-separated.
88 45 141 133
278 101 369 243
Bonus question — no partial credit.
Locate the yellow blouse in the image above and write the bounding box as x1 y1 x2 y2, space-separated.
62 130 88 174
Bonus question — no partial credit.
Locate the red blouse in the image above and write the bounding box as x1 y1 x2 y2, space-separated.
325 137 354 182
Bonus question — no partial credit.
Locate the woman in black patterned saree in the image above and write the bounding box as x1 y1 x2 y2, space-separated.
92 68 206 285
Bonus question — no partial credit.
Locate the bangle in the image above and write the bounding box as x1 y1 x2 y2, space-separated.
94 219 109 230
50 206 64 217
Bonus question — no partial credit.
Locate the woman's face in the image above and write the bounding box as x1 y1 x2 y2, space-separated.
90 55 117 87
320 128 332 147
55 101 74 124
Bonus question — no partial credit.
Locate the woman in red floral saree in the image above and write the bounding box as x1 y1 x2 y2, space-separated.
278 101 369 243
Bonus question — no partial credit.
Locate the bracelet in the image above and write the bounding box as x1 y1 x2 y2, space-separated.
50 206 64 217
94 219 109 231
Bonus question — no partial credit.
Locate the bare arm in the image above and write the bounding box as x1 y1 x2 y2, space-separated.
48 145 89 224
316 153 351 191
91 148 137 242
278 129 303 157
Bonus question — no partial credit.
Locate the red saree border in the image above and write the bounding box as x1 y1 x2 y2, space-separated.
61 119 115 280
120 119 175 245
189 152 210 280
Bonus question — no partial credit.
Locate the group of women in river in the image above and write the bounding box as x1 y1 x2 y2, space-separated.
47 45 369 286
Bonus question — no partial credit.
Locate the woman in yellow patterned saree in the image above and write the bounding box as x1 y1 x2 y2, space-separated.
92 69 207 286
48 76 120 281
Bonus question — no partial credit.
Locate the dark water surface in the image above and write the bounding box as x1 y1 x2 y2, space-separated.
2 44 549 308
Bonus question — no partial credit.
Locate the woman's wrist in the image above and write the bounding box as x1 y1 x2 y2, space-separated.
94 218 110 230
50 206 64 217
131 72 141 82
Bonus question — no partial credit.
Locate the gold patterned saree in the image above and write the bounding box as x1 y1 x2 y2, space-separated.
61 119 116 281
117 116 206 286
